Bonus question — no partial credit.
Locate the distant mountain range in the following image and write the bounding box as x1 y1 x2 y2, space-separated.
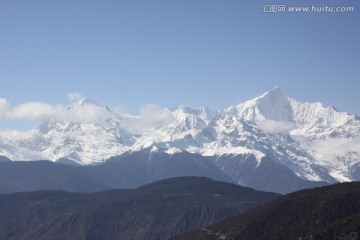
0 151 234 194
1 87 360 193
171 181 360 240
0 177 280 240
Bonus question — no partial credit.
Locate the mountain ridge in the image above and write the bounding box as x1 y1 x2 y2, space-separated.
170 181 360 240
0 176 280 240
1 87 359 190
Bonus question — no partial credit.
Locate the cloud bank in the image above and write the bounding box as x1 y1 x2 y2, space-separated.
0 97 175 136
68 92 83 102
121 104 175 134
0 97 111 124
257 120 297 134
311 136 360 154
0 129 39 141
0 98 63 120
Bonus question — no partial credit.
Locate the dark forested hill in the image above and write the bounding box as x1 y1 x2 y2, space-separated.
0 176 280 240
171 181 360 240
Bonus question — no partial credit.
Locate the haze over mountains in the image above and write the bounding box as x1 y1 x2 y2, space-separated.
1 87 359 193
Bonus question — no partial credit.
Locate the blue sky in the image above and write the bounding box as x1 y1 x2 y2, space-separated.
0 0 359 130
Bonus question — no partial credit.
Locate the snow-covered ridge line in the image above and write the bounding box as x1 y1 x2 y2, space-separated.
1 87 359 183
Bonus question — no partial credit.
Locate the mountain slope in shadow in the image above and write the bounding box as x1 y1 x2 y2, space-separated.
0 160 108 193
0 177 280 240
171 181 360 240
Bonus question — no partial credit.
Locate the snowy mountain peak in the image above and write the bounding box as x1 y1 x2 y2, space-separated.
66 97 121 124
67 97 113 113
290 99 357 130
1 87 360 185
232 87 293 122
260 86 283 99
172 105 215 123
68 97 98 107
328 105 339 112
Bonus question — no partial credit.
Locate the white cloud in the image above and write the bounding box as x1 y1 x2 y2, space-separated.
311 137 360 154
12 102 62 120
0 96 111 124
68 92 83 102
139 104 174 127
0 98 62 120
0 129 38 141
0 97 175 134
120 104 175 134
112 104 128 115
258 120 296 134
61 104 113 123
0 98 10 118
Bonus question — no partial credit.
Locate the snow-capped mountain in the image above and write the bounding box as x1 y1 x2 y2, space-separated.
1 87 359 188
18 98 135 165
